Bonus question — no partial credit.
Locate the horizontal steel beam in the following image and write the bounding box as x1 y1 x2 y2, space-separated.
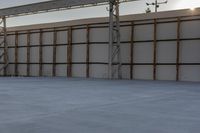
0 0 107 17
0 0 137 17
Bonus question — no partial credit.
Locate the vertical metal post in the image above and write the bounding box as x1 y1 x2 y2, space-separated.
176 17 181 81
53 28 57 77
0 16 8 75
39 29 43 76
86 25 90 78
3 17 8 76
67 27 72 77
108 1 114 79
153 19 157 80
27 30 30 77
130 21 134 80
15 31 18 76
116 0 122 79
108 0 122 79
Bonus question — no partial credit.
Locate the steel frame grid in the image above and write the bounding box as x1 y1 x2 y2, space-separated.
1 14 200 80
0 0 139 79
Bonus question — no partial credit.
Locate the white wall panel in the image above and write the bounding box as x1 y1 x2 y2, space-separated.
18 34 27 46
43 32 53 44
157 22 177 40
18 48 27 62
120 26 131 42
134 65 153 80
56 65 67 77
43 47 53 63
157 42 177 63
8 48 15 62
72 29 86 43
180 40 200 63
18 64 27 76
30 65 39 76
72 45 86 62
157 66 176 81
90 28 109 42
90 44 108 62
7 64 15 76
134 24 154 41
30 47 39 62
122 65 130 79
134 43 153 63
57 31 68 44
43 65 52 76
90 64 107 78
7 35 15 46
121 43 130 63
30 33 40 45
180 66 200 82
72 64 86 77
181 21 200 38
56 46 67 62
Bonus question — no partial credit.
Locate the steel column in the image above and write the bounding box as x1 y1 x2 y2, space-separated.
0 17 8 75
14 31 19 76
176 17 181 81
108 0 122 79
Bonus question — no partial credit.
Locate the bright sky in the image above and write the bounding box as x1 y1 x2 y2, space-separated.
1 0 200 27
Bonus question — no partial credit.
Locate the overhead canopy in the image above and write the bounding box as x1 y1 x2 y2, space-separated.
0 0 107 17
0 0 136 17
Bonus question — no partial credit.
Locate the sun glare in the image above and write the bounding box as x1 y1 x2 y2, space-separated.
190 7 195 11
175 0 200 10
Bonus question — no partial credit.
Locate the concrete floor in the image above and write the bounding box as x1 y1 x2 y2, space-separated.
0 77 200 133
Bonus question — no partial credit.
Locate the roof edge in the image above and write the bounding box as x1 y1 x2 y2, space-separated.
8 7 200 31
